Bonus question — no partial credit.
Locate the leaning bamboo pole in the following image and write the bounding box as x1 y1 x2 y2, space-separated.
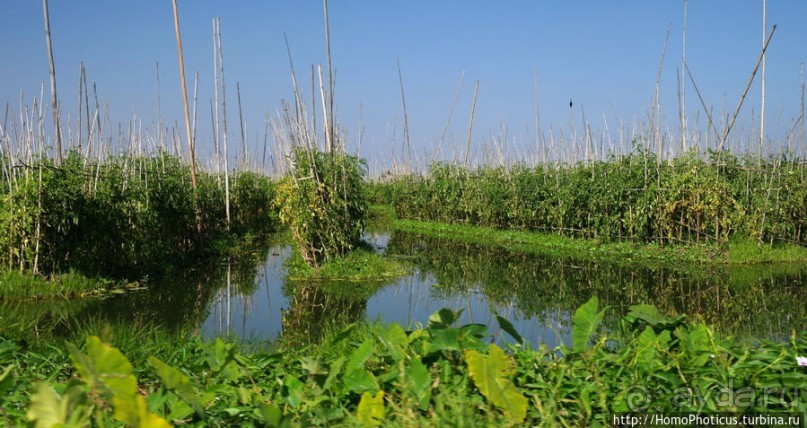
42 0 62 166
171 0 197 190
396 59 412 172
463 81 479 168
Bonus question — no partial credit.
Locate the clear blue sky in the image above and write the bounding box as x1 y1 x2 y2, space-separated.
1 1 805 167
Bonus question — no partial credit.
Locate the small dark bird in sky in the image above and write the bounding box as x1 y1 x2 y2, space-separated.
569 98 573 108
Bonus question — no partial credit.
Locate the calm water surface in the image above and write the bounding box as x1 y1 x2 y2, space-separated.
3 228 805 346
195 228 806 346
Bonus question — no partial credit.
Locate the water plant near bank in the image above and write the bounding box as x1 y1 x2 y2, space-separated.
1 298 804 427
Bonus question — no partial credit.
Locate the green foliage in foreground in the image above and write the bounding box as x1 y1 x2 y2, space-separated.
0 151 276 283
370 150 807 247
275 147 368 266
1 298 805 427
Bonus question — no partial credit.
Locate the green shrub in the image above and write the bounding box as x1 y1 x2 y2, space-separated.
0 151 277 282
275 147 368 266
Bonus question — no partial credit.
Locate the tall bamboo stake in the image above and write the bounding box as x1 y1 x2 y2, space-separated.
323 0 335 152
171 0 197 190
760 0 767 161
680 0 688 152
192 72 199 153
237 82 247 167
215 18 231 231
42 0 61 166
437 71 465 160
212 22 221 180
721 25 777 150
463 81 479 168
396 59 412 172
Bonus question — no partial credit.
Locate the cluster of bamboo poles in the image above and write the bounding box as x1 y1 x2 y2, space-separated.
6 1 806 190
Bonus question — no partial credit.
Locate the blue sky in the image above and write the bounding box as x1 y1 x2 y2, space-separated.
1 1 805 167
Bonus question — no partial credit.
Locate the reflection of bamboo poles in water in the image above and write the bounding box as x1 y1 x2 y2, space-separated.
226 257 231 336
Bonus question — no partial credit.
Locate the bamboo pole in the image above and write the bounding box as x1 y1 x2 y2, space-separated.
212 22 221 180
215 18 231 231
42 0 62 166
680 0 688 153
464 81 479 168
437 71 465 160
323 0 335 152
171 0 197 190
237 82 247 167
760 0 767 162
192 72 199 155
721 25 777 150
396 59 412 172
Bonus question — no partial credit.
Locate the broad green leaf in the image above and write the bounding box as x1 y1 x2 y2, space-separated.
67 336 137 400
626 304 686 330
343 339 379 394
0 364 15 396
405 359 431 409
464 344 527 423
376 323 408 361
284 376 304 408
572 296 607 353
207 338 237 373
635 326 658 366
427 308 463 329
626 304 667 325
322 356 345 392
344 367 379 394
259 403 285 427
26 382 90 428
347 339 375 372
149 356 205 418
678 324 714 367
429 328 461 353
495 314 523 344
356 390 384 426
0 340 18 363
112 390 171 428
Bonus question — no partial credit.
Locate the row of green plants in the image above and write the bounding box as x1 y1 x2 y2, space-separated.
369 150 807 246
0 151 276 283
1 298 804 426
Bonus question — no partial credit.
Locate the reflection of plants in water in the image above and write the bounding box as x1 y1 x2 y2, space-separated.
0 298 98 340
387 231 807 339
0 237 276 342
280 281 370 348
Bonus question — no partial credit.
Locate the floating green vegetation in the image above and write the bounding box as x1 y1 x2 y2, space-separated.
2 299 804 426
286 246 409 282
392 214 807 267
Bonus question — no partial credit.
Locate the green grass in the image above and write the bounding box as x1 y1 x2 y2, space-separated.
727 236 807 264
385 211 807 268
286 246 410 282
0 270 129 300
